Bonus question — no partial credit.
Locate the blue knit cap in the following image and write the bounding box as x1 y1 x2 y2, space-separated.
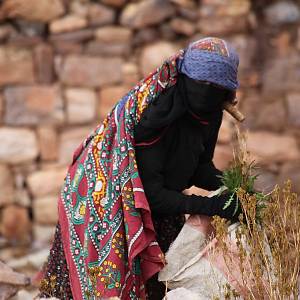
178 37 239 91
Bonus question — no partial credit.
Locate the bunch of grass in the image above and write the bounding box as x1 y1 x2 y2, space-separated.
212 130 300 300
218 129 267 221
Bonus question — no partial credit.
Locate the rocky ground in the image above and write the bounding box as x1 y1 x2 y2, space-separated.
0 0 299 299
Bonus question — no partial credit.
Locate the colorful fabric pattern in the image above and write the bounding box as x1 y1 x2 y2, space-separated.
57 51 183 299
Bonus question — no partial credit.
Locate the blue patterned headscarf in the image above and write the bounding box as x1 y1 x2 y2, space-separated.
178 37 239 91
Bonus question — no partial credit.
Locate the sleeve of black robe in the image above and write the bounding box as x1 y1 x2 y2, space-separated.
136 138 226 217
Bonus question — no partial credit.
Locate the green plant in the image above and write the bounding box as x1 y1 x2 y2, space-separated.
218 129 268 221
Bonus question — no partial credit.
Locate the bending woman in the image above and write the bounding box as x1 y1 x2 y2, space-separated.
39 37 241 300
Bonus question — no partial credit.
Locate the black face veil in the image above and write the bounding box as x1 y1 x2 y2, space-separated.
135 73 231 131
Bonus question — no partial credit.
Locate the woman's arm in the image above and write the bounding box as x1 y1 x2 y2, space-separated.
136 141 235 220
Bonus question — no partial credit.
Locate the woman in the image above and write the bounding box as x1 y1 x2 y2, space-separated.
39 37 240 300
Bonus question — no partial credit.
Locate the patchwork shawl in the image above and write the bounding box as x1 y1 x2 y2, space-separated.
58 51 183 299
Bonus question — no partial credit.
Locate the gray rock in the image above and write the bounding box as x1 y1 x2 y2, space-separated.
265 1 300 25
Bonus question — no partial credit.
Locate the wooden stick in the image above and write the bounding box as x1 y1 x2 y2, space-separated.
224 101 245 122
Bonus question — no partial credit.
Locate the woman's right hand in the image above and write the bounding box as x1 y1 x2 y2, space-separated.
210 192 242 222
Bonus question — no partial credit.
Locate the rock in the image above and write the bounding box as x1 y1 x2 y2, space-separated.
262 54 300 94
264 1 300 26
177 6 199 21
297 26 300 51
59 127 93 165
170 0 196 9
8 35 42 48
33 195 58 225
0 93 3 123
0 128 38 164
4 85 64 125
85 41 130 57
0 24 16 42
213 144 233 171
50 15 87 34
98 85 129 120
0 165 14 206
101 0 126 7
14 189 31 207
198 16 248 35
271 31 292 57
0 47 34 86
287 93 300 127
0 261 30 286
0 261 30 300
227 35 256 71
7 248 50 270
95 26 132 43
37 126 58 161
254 101 286 132
65 88 96 124
86 26 132 56
159 23 177 40
88 3 116 26
0 283 17 300
140 41 179 77
70 1 89 18
278 163 300 195
247 131 300 164
200 0 251 17
169 18 195 36
120 0 176 29
60 55 122 87
133 28 159 46
122 63 140 86
0 205 31 244
198 0 250 34
27 167 66 198
33 225 56 246
1 0 65 22
50 29 94 43
254 170 277 194
52 41 83 54
34 44 54 84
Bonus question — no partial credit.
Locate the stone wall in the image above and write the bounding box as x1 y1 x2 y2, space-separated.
0 0 299 255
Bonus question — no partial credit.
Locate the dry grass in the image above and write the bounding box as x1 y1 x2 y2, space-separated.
211 130 300 300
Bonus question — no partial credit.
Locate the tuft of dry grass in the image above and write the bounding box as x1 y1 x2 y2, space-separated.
211 129 300 300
